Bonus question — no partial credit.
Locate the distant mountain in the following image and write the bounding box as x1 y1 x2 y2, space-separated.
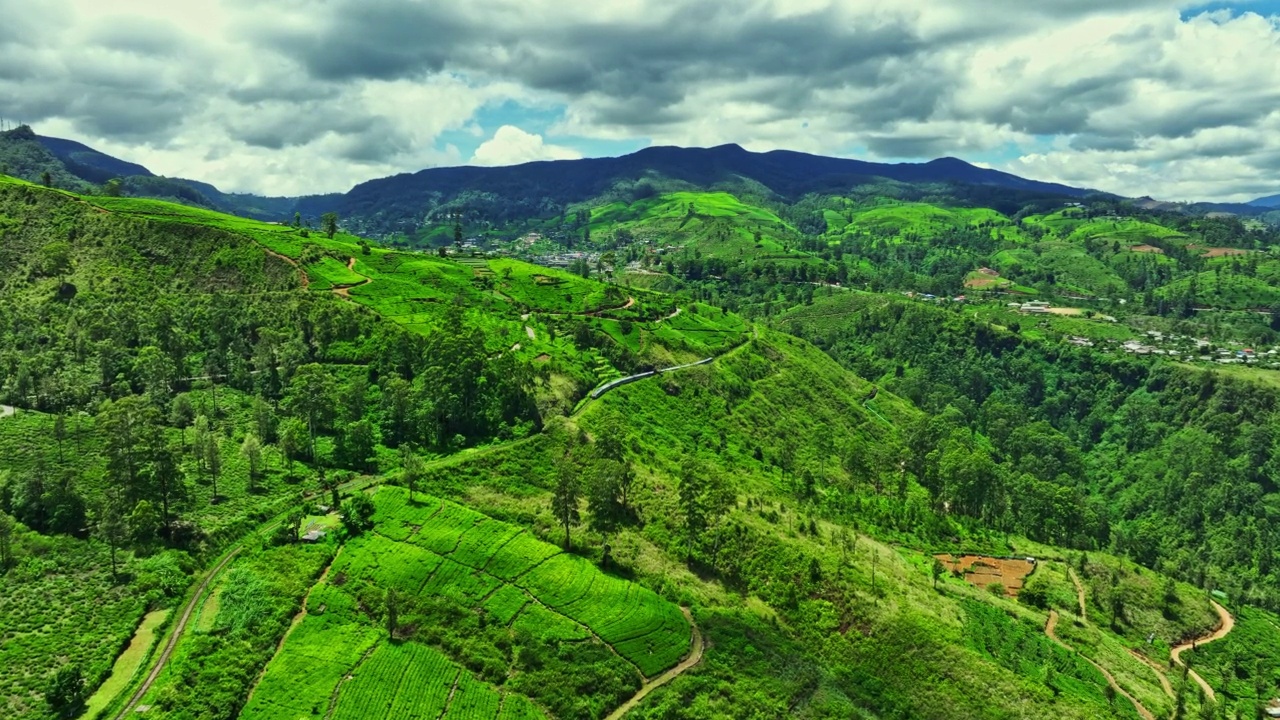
0 125 316 221
37 134 153 183
1250 193 1280 208
295 143 1101 237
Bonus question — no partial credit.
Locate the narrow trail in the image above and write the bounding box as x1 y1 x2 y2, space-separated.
261 247 309 289
1067 566 1087 621
604 608 704 720
110 546 244 720
1045 610 1155 720
108 476 372 720
244 549 340 705
332 257 371 298
1170 600 1234 702
1066 564 1175 706
1127 649 1175 700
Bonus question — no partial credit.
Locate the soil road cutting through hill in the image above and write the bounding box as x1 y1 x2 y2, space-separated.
1171 600 1234 702
604 607 704 720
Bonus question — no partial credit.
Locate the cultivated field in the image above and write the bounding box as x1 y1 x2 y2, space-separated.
938 554 1036 596
240 486 691 720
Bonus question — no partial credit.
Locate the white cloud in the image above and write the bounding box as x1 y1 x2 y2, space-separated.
470 125 581 166
5 1 1280 200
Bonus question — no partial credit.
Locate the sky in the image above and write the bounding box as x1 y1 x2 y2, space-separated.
3 1 1280 202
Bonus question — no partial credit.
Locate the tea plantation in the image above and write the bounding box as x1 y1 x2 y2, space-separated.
240 486 691 720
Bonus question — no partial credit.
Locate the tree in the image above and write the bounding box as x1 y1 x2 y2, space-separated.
380 376 412 447
386 587 399 639
0 511 15 570
134 346 176 407
192 414 212 474
206 431 222 502
342 494 376 535
94 500 128 579
102 178 122 197
40 170 51 188
932 557 946 590
148 444 182 537
551 454 581 550
284 364 336 467
278 417 309 476
676 460 733 560
169 395 195 452
286 508 305 543
400 445 426 501
586 459 630 534
321 212 338 239
241 433 263 492
46 663 84 718
127 500 160 551
336 419 376 472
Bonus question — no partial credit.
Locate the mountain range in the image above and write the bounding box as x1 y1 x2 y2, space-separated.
4 123 1277 237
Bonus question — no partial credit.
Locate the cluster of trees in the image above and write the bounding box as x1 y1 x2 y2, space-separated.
784 295 1280 607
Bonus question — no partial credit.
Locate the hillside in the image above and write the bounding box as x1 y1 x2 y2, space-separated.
0 170 1275 720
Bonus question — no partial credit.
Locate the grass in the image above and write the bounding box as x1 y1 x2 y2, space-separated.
82 608 171 720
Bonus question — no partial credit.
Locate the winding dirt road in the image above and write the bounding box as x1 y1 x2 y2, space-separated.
332 257 371 298
604 607 704 720
1170 601 1234 702
1045 610 1154 720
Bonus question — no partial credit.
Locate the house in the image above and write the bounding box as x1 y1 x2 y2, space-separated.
301 529 328 543
1020 301 1051 314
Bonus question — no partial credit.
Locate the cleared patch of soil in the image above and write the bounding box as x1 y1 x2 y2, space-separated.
936 554 1035 596
1202 247 1251 258
1129 244 1165 254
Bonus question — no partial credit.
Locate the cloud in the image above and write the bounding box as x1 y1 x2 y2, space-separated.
1 0 1280 199
470 125 581 166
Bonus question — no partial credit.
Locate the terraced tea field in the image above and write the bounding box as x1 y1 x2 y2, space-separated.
242 486 691 719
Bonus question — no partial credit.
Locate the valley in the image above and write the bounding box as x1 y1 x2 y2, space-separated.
4 138 1280 720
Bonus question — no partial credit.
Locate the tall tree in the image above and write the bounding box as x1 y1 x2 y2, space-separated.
386 587 399 639
284 363 336 467
321 212 338 239
241 432 263 492
400 445 425 501
94 500 128 579
206 431 222 502
46 663 84 718
551 454 582 550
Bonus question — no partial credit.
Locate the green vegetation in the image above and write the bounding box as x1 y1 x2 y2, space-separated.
244 486 680 719
8 144 1280 720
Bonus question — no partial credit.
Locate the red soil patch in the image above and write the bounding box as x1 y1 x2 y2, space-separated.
936 554 1036 596
1202 247 1250 258
1129 244 1165 254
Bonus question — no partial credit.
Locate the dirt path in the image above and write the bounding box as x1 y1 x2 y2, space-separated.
107 477 373 720
1045 610 1154 720
1127 649 1175 700
1067 566 1087 621
262 247 309 289
110 546 244 720
332 257 372 298
1170 600 1234 702
604 608 704 720
244 549 340 705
